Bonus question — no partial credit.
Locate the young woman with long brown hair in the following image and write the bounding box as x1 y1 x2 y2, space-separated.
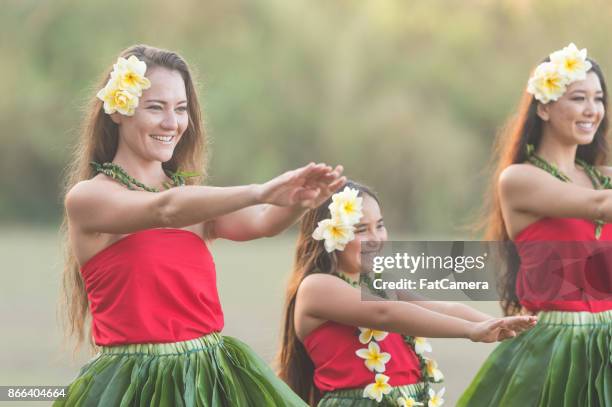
458 44 612 406
54 44 345 406
277 181 537 406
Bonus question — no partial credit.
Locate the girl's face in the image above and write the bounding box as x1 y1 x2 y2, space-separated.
337 194 387 274
538 71 605 146
112 66 189 163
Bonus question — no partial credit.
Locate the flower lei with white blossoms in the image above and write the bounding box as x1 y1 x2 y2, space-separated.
312 187 445 406
527 43 592 104
96 55 152 116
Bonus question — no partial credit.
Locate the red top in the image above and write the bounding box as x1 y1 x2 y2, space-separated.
303 321 421 393
80 228 224 346
515 218 612 313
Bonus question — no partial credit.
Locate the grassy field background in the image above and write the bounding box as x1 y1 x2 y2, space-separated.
0 225 503 406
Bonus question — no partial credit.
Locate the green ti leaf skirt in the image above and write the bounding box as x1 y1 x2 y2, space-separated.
457 310 612 406
52 332 307 406
317 382 427 406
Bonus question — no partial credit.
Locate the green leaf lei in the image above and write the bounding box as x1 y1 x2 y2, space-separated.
90 162 201 192
525 144 611 239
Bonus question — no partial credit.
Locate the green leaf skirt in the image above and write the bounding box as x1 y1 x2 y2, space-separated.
457 310 612 406
317 382 427 406
52 332 307 406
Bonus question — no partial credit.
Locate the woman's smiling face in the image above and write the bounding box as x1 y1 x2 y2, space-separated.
112 66 189 163
337 194 387 274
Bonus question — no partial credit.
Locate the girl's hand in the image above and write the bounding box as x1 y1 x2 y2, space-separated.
258 163 345 208
468 315 537 343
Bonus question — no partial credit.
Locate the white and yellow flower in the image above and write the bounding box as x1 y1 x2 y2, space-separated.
428 387 445 407
363 373 392 403
358 327 389 344
96 79 139 116
413 337 432 355
111 55 152 96
549 42 591 82
356 341 391 372
527 43 593 104
397 396 423 407
425 358 444 382
527 61 569 104
312 217 355 252
328 186 363 225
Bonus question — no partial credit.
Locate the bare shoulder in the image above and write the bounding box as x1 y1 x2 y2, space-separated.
498 163 551 194
64 176 124 227
298 273 343 297
499 163 541 185
65 176 120 207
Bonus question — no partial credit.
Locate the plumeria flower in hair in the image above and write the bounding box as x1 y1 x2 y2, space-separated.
96 55 151 116
549 43 592 82
527 62 569 104
329 186 363 225
312 186 363 252
111 55 151 96
312 217 356 252
527 42 591 104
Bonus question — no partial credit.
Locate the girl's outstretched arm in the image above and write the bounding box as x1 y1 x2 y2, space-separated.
297 274 536 342
396 290 492 322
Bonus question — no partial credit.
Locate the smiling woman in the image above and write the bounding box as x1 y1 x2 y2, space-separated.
53 44 346 407
457 43 612 407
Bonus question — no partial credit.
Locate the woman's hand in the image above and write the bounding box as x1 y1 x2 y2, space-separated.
468 315 538 343
257 162 346 208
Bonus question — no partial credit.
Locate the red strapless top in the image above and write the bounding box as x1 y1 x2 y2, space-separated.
515 218 612 313
80 228 224 346
303 321 421 393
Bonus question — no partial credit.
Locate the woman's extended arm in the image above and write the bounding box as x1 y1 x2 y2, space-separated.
65 162 342 235
209 164 346 241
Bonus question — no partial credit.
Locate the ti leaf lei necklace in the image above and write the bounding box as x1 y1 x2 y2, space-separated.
525 144 611 239
332 271 438 404
90 161 201 192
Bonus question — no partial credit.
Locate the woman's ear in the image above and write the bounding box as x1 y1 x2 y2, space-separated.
536 102 550 122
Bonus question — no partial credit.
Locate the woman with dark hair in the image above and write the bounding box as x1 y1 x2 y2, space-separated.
458 43 612 406
54 44 345 406
276 181 537 406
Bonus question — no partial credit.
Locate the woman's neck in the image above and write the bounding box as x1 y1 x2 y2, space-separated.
337 268 360 284
111 148 170 189
535 131 579 175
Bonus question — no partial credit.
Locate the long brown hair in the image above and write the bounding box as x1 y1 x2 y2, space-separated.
483 58 609 315
59 44 207 354
276 180 379 405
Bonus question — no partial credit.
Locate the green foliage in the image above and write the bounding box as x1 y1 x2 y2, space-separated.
2 0 612 233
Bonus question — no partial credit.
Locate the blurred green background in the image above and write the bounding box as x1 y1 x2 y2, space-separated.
1 0 611 405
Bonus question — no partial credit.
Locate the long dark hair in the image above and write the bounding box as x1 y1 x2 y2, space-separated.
482 58 609 315
275 180 379 405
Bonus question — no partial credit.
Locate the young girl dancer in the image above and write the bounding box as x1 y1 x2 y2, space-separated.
54 44 345 406
277 180 537 406
458 43 612 406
